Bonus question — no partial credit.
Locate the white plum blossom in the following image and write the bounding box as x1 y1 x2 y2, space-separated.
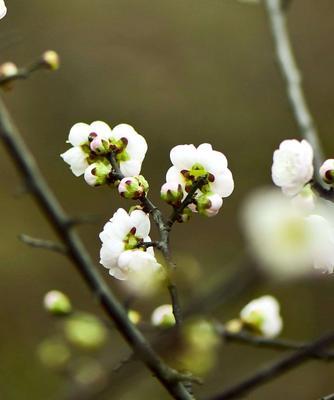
61 121 112 177
242 189 313 278
99 208 161 280
0 0 6 19
319 159 334 184
163 143 234 216
111 124 148 177
61 121 148 183
272 139 314 197
240 295 283 338
291 184 316 212
306 214 334 273
151 304 175 327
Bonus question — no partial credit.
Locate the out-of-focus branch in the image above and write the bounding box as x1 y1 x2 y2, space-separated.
206 329 334 400
264 0 329 194
216 324 334 360
321 394 334 400
0 96 194 399
19 233 67 254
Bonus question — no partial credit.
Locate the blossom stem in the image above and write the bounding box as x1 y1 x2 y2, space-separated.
0 98 194 400
264 0 329 194
0 59 51 87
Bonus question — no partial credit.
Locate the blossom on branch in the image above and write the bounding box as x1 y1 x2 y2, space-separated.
61 121 148 184
151 304 175 328
240 295 283 338
99 208 161 280
162 143 234 217
272 139 314 196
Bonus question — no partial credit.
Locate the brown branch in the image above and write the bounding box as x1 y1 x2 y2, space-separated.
0 97 194 400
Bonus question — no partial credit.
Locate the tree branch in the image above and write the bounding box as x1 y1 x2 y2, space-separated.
216 324 334 360
19 233 67 254
0 97 194 400
264 0 329 194
206 329 334 400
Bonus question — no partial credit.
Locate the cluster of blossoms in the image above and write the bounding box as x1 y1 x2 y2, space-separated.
61 121 234 284
244 138 334 276
161 144 234 218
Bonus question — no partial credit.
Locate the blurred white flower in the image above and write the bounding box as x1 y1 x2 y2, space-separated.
164 143 234 216
306 214 334 273
242 189 312 278
319 159 334 184
291 184 316 212
61 121 112 177
151 304 175 327
272 139 313 196
0 1 6 19
99 208 161 280
240 295 283 338
111 124 147 176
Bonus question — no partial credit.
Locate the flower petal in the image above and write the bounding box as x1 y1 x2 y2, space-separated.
61 147 88 176
68 123 91 146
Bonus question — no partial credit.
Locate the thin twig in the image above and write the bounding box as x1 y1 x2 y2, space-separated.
207 329 334 400
217 325 334 360
0 97 194 400
265 0 329 193
0 59 50 87
19 233 67 254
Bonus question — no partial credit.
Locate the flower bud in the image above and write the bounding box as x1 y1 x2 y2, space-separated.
84 161 112 187
42 50 60 71
320 159 334 184
151 304 175 328
118 175 149 199
196 193 223 217
160 182 183 205
43 290 72 316
128 309 141 325
179 207 192 223
89 135 110 155
0 62 18 79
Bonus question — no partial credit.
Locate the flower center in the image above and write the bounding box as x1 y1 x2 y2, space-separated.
123 227 143 251
181 163 214 194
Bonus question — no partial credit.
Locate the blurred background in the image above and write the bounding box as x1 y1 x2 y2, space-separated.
1 0 334 399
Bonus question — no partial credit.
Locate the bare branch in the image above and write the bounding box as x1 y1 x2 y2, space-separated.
206 330 334 400
19 233 67 254
216 324 334 360
264 0 329 194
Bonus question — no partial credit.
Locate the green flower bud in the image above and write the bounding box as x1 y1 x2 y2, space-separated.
160 182 183 205
118 175 149 199
43 290 72 316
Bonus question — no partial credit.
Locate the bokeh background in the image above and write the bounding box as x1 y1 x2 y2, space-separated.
1 0 334 399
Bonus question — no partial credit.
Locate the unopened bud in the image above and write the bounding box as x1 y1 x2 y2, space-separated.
161 182 183 205
89 135 110 155
0 62 18 79
320 159 334 184
128 309 141 325
43 290 72 316
118 175 149 199
42 50 60 71
84 161 112 187
151 304 175 328
196 193 223 217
